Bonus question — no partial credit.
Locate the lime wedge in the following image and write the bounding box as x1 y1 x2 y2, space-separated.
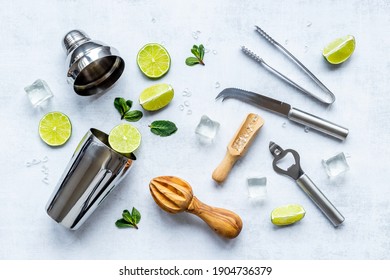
139 83 174 111
108 123 141 154
137 43 171 79
271 204 306 226
323 35 355 64
38 111 72 146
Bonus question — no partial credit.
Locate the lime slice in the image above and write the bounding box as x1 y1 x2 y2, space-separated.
271 204 306 226
139 83 174 111
323 35 355 64
38 111 72 146
108 123 141 154
137 43 171 79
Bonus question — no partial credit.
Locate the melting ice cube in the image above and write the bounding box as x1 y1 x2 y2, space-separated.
24 79 53 107
247 177 267 200
195 115 220 144
322 152 350 177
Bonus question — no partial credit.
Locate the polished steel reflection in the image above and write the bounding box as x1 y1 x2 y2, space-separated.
46 128 134 230
63 30 125 96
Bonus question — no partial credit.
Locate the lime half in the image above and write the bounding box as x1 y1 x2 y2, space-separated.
39 112 72 146
137 43 171 79
139 83 174 111
108 123 141 154
271 204 306 226
323 35 355 64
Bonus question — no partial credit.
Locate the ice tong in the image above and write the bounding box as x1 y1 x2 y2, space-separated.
241 26 336 105
269 142 344 227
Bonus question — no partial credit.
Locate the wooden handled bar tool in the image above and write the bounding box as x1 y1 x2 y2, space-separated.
212 113 264 183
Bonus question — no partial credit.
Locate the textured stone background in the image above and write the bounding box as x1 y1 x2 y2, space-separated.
1 0 389 259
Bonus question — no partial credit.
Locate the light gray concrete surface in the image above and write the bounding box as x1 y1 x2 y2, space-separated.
1 0 389 259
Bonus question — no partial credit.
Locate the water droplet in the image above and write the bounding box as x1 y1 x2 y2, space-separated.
184 101 190 107
285 39 289 45
306 21 312 27
31 159 41 165
42 156 48 162
151 18 156 23
192 32 199 40
304 126 310 133
214 82 220 88
187 109 192 115
282 122 287 128
42 177 49 184
205 48 210 53
304 45 309 53
179 105 184 111
212 50 217 55
41 165 49 175
26 161 32 167
182 88 192 97
160 41 166 46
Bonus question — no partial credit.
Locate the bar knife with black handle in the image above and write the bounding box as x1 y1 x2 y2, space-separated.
216 88 349 140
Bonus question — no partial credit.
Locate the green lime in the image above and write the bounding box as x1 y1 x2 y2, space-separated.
108 123 141 154
323 35 355 64
137 43 171 79
139 83 174 111
38 111 72 146
271 204 306 226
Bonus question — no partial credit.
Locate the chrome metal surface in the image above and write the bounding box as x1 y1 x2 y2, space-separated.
46 128 134 230
269 141 303 180
269 141 344 227
240 26 336 105
216 88 291 115
63 30 125 96
288 107 349 140
296 174 345 227
216 88 349 140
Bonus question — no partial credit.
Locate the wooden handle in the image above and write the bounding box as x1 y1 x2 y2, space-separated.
187 196 243 239
212 151 238 183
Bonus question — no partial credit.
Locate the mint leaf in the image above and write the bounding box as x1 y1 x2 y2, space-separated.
114 97 130 118
123 110 143 122
115 218 133 228
126 100 133 109
191 45 200 57
186 44 205 66
116 208 141 229
131 207 141 224
122 209 133 224
199 44 205 60
149 120 178 137
186 57 200 66
114 97 143 122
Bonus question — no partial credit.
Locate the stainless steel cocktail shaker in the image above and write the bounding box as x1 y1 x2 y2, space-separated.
46 128 134 230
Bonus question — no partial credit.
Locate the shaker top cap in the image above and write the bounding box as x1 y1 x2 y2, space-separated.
63 29 125 96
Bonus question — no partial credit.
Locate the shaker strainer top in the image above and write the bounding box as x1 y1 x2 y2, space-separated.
63 30 125 96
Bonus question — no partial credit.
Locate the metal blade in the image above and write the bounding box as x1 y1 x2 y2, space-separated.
216 88 291 116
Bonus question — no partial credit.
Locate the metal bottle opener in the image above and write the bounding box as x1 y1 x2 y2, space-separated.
269 141 344 227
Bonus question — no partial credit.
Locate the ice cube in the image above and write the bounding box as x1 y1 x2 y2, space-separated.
195 115 220 144
247 177 267 200
24 79 53 107
322 152 350 177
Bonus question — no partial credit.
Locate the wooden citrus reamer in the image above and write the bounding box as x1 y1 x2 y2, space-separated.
149 176 243 239
212 113 264 183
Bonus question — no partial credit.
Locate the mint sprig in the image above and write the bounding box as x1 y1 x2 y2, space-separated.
114 97 143 122
186 44 205 66
115 207 141 229
149 120 178 137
